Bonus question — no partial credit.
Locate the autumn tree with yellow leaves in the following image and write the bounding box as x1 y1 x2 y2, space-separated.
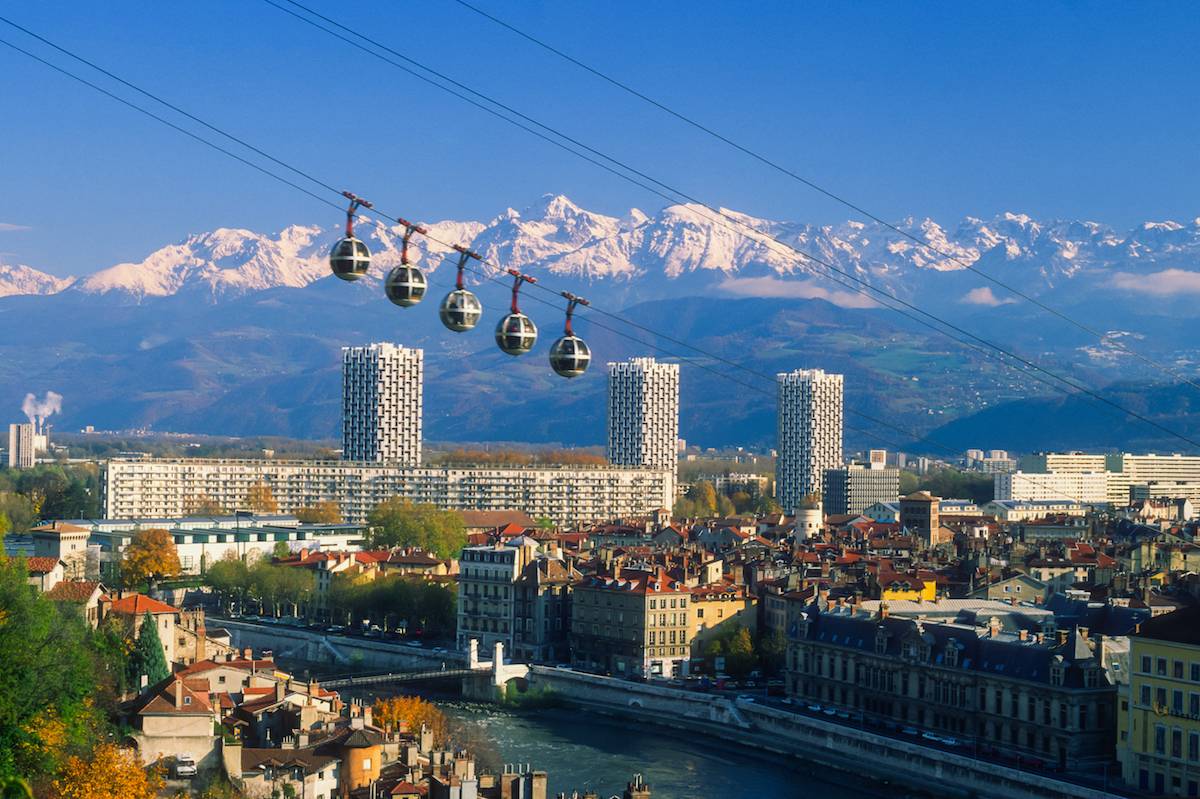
120 528 181 589
295 500 342 524
50 744 161 799
245 481 279 514
372 695 447 744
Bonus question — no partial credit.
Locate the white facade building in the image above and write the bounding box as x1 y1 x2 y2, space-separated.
7 422 46 468
994 471 1109 504
103 458 671 527
606 357 679 508
1018 452 1200 503
342 343 422 467
775 369 843 514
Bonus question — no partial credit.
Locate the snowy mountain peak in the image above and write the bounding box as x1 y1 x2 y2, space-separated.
6 199 1200 307
0 263 73 297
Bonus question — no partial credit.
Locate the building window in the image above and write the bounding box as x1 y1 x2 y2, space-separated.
362 758 371 770
1174 729 1184 759
1177 661 1186 679
1190 733 1199 762
1156 725 1167 755
1159 658 1168 677
1175 690 1185 715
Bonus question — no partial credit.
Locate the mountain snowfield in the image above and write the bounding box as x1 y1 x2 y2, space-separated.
5 195 1200 306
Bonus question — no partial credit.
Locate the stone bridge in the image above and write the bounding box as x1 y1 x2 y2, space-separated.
318 639 528 700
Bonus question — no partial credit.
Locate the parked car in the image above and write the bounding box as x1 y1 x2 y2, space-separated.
901 727 920 736
173 754 197 779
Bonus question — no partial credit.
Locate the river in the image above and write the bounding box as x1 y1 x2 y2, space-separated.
340 681 880 799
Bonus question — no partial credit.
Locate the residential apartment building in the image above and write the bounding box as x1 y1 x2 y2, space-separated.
982 499 1088 522
342 343 423 467
607 357 680 509
102 458 672 527
776 369 843 514
1120 606 1200 796
995 471 1109 505
571 566 692 678
1020 452 1200 504
456 539 531 657
823 462 900 516
784 600 1118 771
7 421 35 468
456 538 580 663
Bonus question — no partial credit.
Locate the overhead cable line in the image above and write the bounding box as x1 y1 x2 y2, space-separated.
0 24 1176 501
255 0 1200 452
447 0 1200 395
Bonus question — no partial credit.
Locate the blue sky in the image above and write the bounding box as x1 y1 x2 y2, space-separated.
1 1 1197 276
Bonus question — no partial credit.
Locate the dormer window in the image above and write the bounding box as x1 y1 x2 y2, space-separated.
902 642 917 660
183 696 191 705
946 645 960 668
875 630 887 655
1050 664 1065 686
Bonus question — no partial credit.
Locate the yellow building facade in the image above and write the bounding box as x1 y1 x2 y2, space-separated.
1120 607 1200 796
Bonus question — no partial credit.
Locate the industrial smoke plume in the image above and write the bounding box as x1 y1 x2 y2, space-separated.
22 390 63 426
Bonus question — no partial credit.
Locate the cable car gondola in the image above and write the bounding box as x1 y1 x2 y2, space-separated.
329 191 372 281
384 218 427 307
495 269 537 356
549 292 591 378
439 246 483 332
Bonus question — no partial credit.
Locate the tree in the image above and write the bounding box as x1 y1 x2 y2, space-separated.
51 744 162 799
246 482 279 514
295 501 342 524
672 497 696 518
730 491 753 513
0 559 113 787
758 630 787 677
366 499 466 558
725 626 756 678
372 696 447 743
129 612 170 688
272 541 291 560
121 529 181 589
184 494 226 516
691 481 719 516
716 494 736 517
206 555 250 614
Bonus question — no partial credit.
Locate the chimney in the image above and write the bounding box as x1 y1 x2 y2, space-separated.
988 617 1001 638
613 560 622 581
879 603 889 620
195 623 207 664
1018 629 1028 642
174 679 184 709
1058 630 1069 646
243 647 253 660
275 679 286 702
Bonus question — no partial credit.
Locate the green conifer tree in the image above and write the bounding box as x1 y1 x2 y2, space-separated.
131 611 170 688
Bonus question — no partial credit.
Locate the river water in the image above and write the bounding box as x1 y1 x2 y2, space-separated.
339 679 878 799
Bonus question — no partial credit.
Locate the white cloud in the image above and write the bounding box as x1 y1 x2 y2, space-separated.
1110 269 1200 297
0 222 30 232
718 276 878 309
960 286 1016 306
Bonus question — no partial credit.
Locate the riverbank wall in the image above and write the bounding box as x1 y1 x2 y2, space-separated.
525 667 1123 799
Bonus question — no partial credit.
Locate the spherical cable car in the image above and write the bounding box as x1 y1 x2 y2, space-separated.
329 191 373 281
495 269 538 356
548 292 591 378
439 246 483 332
384 218 428 307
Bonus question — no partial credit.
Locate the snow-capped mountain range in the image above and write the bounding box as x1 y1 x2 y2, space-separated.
5 194 1200 308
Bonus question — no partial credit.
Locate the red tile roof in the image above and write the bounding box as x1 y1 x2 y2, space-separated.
45 580 105 602
24 557 62 574
107 593 178 615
